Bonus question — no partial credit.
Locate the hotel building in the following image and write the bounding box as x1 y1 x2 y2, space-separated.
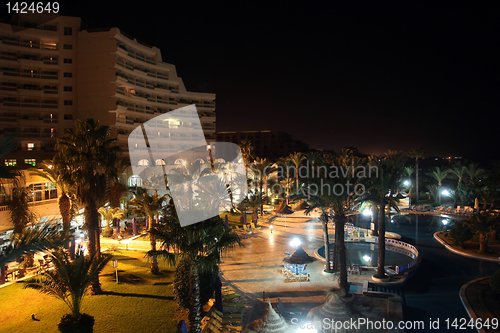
0 13 215 227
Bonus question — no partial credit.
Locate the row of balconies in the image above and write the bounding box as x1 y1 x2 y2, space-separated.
0 54 59 66
115 67 176 92
2 37 58 51
2 68 58 80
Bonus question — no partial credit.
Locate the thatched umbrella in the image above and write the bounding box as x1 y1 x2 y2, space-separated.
273 201 293 229
243 299 290 333
307 291 358 333
286 246 315 264
294 200 310 211
274 201 293 214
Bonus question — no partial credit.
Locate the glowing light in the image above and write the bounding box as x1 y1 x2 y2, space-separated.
363 255 371 262
391 219 394 223
404 180 410 186
290 238 301 248
442 190 450 196
362 209 372 217
442 219 449 225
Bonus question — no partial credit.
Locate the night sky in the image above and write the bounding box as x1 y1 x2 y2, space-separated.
4 1 499 161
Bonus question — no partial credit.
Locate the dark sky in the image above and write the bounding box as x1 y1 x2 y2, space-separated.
5 1 499 161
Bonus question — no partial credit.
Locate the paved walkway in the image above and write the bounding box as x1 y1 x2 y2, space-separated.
220 211 382 304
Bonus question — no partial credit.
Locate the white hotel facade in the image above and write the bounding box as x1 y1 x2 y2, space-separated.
0 13 216 227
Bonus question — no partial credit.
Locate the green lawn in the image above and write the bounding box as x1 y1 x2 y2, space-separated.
0 250 188 332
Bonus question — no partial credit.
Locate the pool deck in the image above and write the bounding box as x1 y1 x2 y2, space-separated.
219 210 406 328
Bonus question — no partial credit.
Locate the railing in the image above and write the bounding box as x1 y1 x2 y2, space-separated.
374 237 421 274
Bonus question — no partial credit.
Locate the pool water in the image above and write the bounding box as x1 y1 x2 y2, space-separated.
317 241 415 267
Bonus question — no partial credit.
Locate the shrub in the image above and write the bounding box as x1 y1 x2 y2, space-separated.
102 226 113 238
449 222 473 246
173 258 218 309
58 313 95 333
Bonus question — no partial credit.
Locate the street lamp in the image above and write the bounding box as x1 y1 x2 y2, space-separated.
290 238 301 248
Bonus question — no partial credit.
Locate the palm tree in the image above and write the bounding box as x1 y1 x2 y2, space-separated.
55 118 119 294
287 152 305 194
25 249 110 332
129 191 169 274
250 157 275 195
427 166 450 204
449 160 468 207
9 176 37 234
30 159 74 234
298 153 362 296
357 153 402 279
409 146 427 206
98 206 125 237
150 200 241 333
463 210 500 253
278 157 294 205
404 166 415 207
239 140 255 170
0 225 66 267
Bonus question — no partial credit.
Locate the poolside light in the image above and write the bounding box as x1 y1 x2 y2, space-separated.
442 189 450 196
362 209 372 217
442 219 449 225
391 219 394 223
291 238 301 248
363 255 371 262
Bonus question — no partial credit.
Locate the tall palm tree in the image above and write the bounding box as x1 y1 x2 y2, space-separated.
55 118 119 294
150 200 241 333
404 166 415 207
30 159 74 234
278 157 294 204
427 166 450 204
250 157 275 195
25 249 110 331
298 153 362 296
357 160 400 279
449 160 468 207
287 152 305 194
409 146 427 206
129 191 169 274
9 176 37 234
239 140 255 172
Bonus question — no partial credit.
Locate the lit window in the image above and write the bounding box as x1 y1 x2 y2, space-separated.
138 159 149 166
5 159 16 166
128 175 142 187
25 158 36 166
155 159 165 166
27 142 35 151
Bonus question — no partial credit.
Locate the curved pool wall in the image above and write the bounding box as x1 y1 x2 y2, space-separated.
316 240 420 274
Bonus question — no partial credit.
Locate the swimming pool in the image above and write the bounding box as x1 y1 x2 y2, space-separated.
317 241 415 267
